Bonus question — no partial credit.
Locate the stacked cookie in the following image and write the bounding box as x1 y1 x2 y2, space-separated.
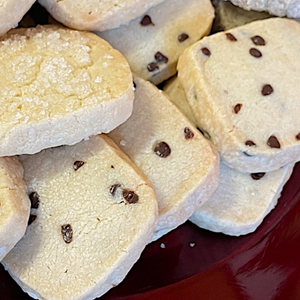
109 76 219 241
1 1 300 300
0 0 36 37
161 17 300 236
178 17 300 173
164 75 295 236
0 24 158 300
0 13 221 300
2 134 158 300
228 0 300 18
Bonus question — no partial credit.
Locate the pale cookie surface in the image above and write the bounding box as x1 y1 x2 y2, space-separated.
229 0 300 18
2 135 158 300
0 156 30 261
178 18 300 173
0 0 35 37
0 25 134 156
38 0 165 31
190 162 294 236
109 77 219 242
163 76 197 125
97 0 214 85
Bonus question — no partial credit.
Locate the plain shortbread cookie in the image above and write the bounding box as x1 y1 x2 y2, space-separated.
0 0 35 37
178 18 300 173
109 77 219 242
0 156 30 261
190 162 294 236
228 0 300 18
0 25 134 157
2 134 158 300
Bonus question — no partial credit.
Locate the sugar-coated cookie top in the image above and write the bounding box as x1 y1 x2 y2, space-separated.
229 0 300 18
0 25 134 156
0 25 131 124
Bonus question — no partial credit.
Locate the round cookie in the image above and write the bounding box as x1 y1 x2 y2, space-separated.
0 156 30 261
38 0 165 31
229 0 300 18
0 0 35 37
0 25 134 156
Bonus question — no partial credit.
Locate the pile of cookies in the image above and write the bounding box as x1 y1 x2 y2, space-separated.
0 0 300 300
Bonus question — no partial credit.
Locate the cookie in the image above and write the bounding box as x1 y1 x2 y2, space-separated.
2 134 158 300
38 0 165 31
108 77 219 241
0 25 134 156
178 18 300 173
97 0 214 85
0 156 30 261
229 0 300 18
189 162 294 236
0 0 35 37
211 0 271 33
163 76 197 125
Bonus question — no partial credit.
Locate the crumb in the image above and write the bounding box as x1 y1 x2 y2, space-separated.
159 242 166 249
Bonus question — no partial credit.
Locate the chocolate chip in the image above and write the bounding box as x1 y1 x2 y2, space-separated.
184 127 194 139
122 189 139 204
154 52 168 63
296 133 300 140
110 184 121 196
140 15 154 26
249 48 262 58
251 172 266 180
233 103 242 114
29 191 40 209
251 35 265 46
147 62 158 72
245 140 256 146
226 33 237 41
201 47 211 56
28 215 37 225
111 165 115 169
178 33 189 42
154 141 171 158
267 135 281 149
261 84 273 96
73 160 85 171
133 81 136 88
61 224 73 244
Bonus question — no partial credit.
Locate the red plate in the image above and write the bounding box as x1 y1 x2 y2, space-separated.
1 162 300 300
